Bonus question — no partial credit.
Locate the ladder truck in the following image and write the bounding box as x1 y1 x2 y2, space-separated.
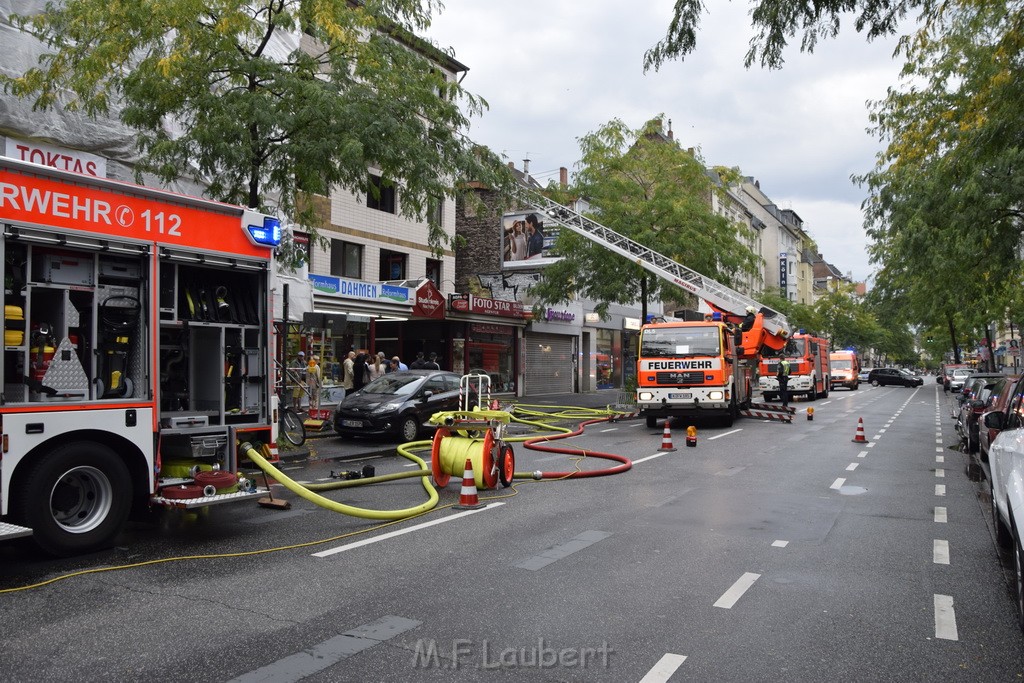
0 157 282 556
510 187 792 426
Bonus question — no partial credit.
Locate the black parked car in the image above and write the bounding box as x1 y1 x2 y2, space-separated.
333 370 463 441
867 367 924 387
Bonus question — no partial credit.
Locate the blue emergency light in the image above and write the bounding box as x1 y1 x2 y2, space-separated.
711 311 722 321
246 215 282 247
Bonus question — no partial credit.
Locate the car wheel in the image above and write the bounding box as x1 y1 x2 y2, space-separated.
397 415 420 442
993 482 1013 549
871 379 879 387
968 425 979 454
1014 527 1024 631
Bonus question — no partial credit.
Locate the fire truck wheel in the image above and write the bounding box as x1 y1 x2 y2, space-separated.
723 397 738 428
763 393 776 403
15 441 132 557
646 415 658 428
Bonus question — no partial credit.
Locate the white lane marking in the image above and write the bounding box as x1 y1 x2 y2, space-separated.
935 447 943 452
936 484 946 496
632 452 670 465
857 451 868 458
846 463 859 471
312 503 505 558
282 466 305 471
820 400 832 405
934 594 959 640
936 456 944 464
708 429 743 440
830 478 846 490
935 439 942 444
866 443 876 448
872 434 883 440
935 507 947 523
639 654 688 683
934 539 950 564
600 427 619 433
936 469 945 478
713 572 761 609
771 540 789 548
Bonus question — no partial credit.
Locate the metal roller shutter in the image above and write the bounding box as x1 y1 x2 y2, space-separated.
524 332 575 395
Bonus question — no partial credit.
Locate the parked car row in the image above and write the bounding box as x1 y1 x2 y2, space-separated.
951 371 1024 629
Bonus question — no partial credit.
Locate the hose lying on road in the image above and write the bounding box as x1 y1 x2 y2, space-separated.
243 442 438 520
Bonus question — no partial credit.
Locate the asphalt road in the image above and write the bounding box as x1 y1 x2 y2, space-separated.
2 383 1023 681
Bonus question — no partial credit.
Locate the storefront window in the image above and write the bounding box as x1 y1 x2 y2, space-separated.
466 323 516 393
596 329 616 389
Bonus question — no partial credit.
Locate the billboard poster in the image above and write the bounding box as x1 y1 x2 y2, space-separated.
501 211 558 268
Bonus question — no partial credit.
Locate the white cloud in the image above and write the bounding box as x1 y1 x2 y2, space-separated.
427 1 911 282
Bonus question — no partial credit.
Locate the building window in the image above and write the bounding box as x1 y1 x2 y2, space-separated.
331 240 362 279
379 249 406 280
428 195 443 226
426 259 441 285
367 174 396 214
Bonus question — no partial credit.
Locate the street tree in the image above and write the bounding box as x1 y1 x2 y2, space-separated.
2 0 514 265
813 287 885 352
859 1 1024 357
527 117 759 322
645 0 928 70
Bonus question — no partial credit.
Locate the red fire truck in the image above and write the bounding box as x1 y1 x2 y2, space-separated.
0 157 281 556
758 333 831 401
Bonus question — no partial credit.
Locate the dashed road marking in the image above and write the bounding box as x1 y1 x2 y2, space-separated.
934 539 950 564
772 540 789 548
714 572 760 609
639 654 688 683
936 484 946 496
846 463 859 471
935 507 947 523
934 594 959 640
830 478 846 490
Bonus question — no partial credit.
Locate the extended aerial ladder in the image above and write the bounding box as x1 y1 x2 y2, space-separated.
510 186 791 337
511 186 795 423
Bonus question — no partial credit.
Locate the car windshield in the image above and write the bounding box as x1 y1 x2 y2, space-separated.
952 369 972 378
899 369 916 377
832 360 852 370
360 373 425 396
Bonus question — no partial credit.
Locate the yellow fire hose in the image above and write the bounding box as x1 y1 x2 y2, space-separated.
242 442 439 520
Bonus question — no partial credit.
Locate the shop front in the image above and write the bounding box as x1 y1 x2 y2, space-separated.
523 305 582 396
305 274 414 374
447 294 526 394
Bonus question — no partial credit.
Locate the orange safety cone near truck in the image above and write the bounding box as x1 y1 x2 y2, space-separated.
455 458 485 509
852 417 868 443
659 421 677 452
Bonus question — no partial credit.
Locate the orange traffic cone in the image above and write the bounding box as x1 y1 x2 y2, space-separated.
852 417 868 443
659 421 677 452
455 458 485 509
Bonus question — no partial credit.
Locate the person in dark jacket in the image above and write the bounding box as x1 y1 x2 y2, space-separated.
352 352 370 392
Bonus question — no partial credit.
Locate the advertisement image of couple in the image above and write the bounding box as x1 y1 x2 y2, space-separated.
505 213 545 262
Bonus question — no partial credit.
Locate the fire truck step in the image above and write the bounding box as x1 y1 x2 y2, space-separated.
0 521 33 541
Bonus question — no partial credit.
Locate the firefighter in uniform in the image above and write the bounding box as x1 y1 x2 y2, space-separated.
777 358 791 408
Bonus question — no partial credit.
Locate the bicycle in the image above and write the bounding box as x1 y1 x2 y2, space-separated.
274 359 307 447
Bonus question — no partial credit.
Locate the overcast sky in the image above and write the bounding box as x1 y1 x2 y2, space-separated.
426 2 913 285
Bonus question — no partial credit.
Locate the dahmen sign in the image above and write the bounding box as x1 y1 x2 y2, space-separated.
449 293 523 318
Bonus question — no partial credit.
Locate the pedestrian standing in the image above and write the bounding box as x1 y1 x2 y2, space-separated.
352 352 370 392
425 352 441 370
392 355 408 371
777 358 791 408
306 354 323 412
341 350 355 397
410 351 426 369
368 352 386 381
291 350 306 411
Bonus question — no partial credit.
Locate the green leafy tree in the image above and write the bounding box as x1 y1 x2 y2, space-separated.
2 0 514 265
645 0 926 70
527 117 759 322
858 2 1024 358
813 288 885 352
